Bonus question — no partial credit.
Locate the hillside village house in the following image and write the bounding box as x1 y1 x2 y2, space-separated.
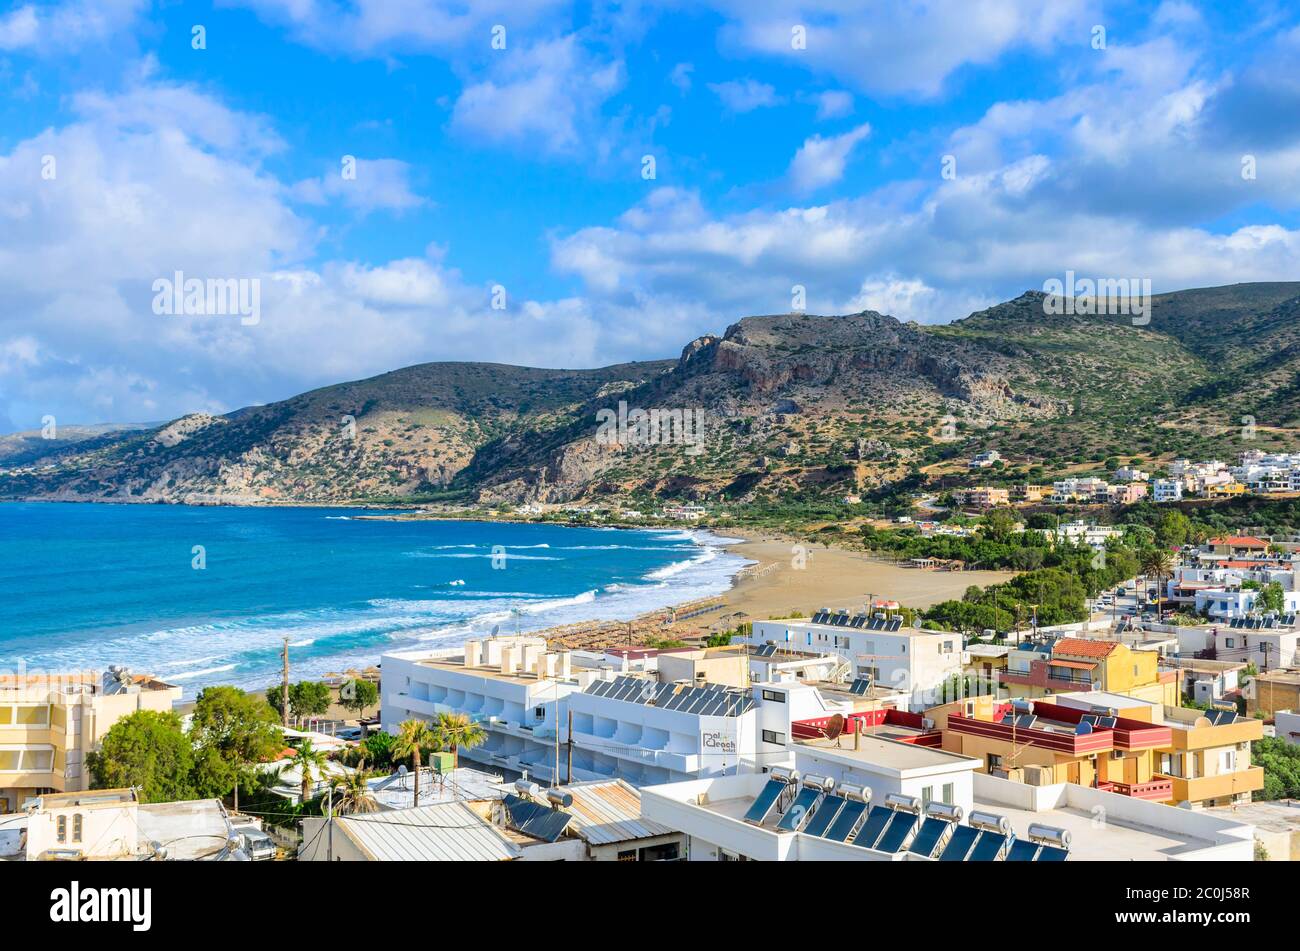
0 668 181 815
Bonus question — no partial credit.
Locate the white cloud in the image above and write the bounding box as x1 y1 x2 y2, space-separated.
451 36 625 155
290 158 426 214
788 123 871 192
0 0 146 53
669 62 694 93
709 0 1090 97
813 90 854 119
708 78 782 112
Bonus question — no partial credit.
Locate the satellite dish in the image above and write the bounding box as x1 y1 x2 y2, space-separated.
490 624 501 637
824 714 845 745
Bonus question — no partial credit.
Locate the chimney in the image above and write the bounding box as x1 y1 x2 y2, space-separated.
501 646 519 677
464 640 481 668
535 652 557 680
558 651 572 679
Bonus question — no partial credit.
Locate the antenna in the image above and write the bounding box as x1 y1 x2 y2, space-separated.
824 713 845 747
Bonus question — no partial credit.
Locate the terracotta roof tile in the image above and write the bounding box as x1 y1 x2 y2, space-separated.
1052 638 1120 659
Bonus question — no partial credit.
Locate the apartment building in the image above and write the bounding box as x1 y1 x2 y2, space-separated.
638 729 1256 861
968 451 1001 469
930 691 1263 808
1053 520 1122 548
1001 638 1177 705
1114 466 1149 482
954 487 1010 508
749 612 963 710
1152 478 1183 502
0 668 182 814
381 635 850 786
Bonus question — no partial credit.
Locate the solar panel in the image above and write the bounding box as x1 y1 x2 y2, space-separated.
1081 713 1100 725
822 799 866 842
1005 839 1040 862
756 643 776 657
874 812 918 853
776 787 822 832
850 614 867 628
587 680 614 697
802 795 846 838
852 805 893 850
938 825 979 861
502 794 573 843
1035 845 1069 862
812 610 830 624
742 779 786 825
887 618 902 632
906 817 949 858
1096 716 1118 729
662 688 692 711
697 694 728 717
1014 714 1038 730
849 678 870 696
1206 709 1238 726
969 830 1011 861
685 690 717 714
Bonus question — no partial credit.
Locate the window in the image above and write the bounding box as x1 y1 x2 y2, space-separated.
1225 638 1235 648
942 641 954 654
56 815 66 843
72 814 83 843
942 783 954 804
762 729 785 745
921 785 933 808
760 689 784 703
534 706 545 719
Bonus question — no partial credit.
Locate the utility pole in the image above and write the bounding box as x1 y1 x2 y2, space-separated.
567 710 574 784
281 637 290 726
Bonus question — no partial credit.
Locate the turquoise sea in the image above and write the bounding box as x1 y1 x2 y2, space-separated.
0 503 746 697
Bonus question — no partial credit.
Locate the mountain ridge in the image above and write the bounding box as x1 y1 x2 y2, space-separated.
5 281 1300 506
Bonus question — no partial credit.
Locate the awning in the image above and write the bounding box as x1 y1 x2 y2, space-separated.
1048 660 1097 670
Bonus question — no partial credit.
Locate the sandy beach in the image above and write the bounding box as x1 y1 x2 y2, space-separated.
682 530 1017 630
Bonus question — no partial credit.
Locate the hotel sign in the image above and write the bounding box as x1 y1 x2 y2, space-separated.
701 730 737 754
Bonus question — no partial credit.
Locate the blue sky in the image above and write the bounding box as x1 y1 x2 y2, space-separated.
2 0 1300 432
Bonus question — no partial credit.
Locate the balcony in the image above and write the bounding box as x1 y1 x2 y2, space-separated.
1101 778 1174 802
1160 768 1265 804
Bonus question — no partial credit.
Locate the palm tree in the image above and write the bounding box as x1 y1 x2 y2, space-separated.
1140 548 1175 618
281 739 328 806
391 719 436 804
335 770 378 815
434 712 487 770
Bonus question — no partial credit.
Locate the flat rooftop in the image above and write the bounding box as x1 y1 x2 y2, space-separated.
411 653 567 686
984 799 1218 861
686 787 1226 861
796 735 976 773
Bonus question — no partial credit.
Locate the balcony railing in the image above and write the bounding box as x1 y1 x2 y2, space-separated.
1105 778 1174 801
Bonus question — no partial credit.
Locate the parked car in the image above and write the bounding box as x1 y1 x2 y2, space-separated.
233 823 277 861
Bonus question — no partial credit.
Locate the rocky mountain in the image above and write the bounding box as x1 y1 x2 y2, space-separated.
5 282 1300 506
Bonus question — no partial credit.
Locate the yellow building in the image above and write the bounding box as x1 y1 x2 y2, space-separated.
927 692 1263 808
1002 637 1178 705
0 669 181 814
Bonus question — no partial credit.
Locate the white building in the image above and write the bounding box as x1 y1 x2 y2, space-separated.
1152 478 1183 503
748 613 962 710
382 636 850 786
968 451 1001 469
1054 520 1122 549
638 736 1256 861
1114 466 1150 482
1275 710 1300 747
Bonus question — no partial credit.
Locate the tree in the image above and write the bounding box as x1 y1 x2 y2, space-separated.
191 685 281 806
335 771 379 815
267 681 333 721
434 712 487 770
88 710 194 803
1140 548 1175 616
391 719 436 804
339 678 379 719
1155 510 1193 548
1259 581 1285 614
281 740 328 805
